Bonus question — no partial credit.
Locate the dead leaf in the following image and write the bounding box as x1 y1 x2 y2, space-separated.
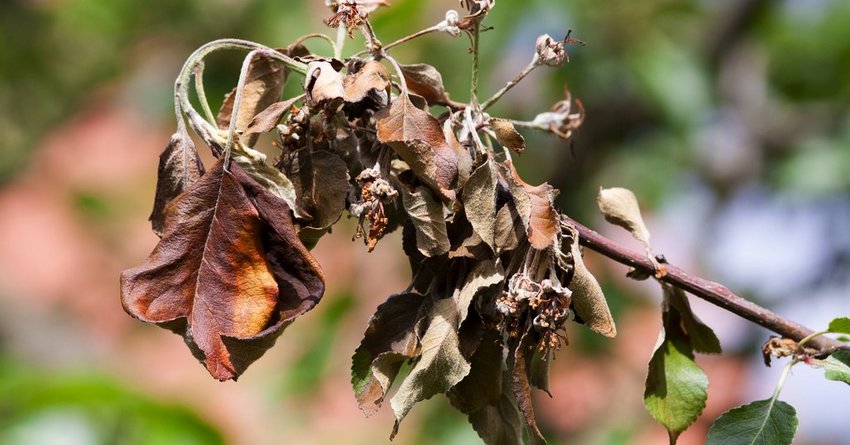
121 160 325 381
230 143 306 220
376 94 461 200
504 161 558 250
462 160 499 252
390 297 471 438
351 293 428 416
343 60 390 104
400 63 452 106
597 187 651 249
149 130 205 237
305 61 345 107
280 148 350 229
456 260 504 323
512 336 547 445
217 54 286 147
490 119 526 153
567 231 616 338
244 97 301 137
494 203 524 251
448 328 505 413
398 180 450 257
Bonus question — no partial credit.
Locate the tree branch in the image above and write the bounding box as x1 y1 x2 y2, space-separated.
564 216 849 355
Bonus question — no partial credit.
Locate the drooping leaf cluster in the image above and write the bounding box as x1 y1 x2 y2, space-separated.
119 1 850 443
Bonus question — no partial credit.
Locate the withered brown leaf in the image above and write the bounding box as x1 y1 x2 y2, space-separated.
400 63 452 106
512 335 547 445
217 54 287 147
343 60 390 104
462 160 500 252
244 97 301 138
351 293 428 416
504 161 558 250
376 93 461 200
122 160 325 381
149 129 205 237
280 148 350 230
490 118 526 154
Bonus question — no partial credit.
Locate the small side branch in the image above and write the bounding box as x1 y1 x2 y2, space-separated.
563 216 848 355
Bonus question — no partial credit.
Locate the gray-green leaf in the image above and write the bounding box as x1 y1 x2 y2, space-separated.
399 181 450 257
462 160 500 252
644 335 708 438
390 298 471 437
813 351 850 386
705 399 798 445
828 317 850 335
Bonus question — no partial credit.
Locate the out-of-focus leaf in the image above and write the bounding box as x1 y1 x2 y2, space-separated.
705 399 797 445
644 333 708 440
568 235 616 338
376 93 462 199
490 118 526 153
504 161 558 250
217 54 286 147
597 187 651 249
400 63 452 106
462 160 499 252
811 351 850 386
149 130 205 237
398 180 450 257
666 285 721 354
351 293 426 416
121 160 325 381
244 97 301 137
285 293 354 395
390 298 471 438
828 317 850 334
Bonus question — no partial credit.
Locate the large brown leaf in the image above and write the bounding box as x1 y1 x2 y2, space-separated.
343 60 390 103
121 160 325 381
217 54 287 147
376 94 461 199
504 161 558 250
149 130 205 237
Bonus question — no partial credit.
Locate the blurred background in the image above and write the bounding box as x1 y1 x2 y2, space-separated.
1 0 848 444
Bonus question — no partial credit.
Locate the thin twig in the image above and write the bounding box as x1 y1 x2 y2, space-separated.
563 216 849 355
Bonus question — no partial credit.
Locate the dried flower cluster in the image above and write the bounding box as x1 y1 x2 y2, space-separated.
120 2 621 443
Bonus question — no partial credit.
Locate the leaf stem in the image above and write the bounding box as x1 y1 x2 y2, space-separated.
563 216 850 355
174 39 307 143
224 49 263 169
798 329 829 349
383 54 409 96
192 62 217 125
469 21 481 107
481 54 540 111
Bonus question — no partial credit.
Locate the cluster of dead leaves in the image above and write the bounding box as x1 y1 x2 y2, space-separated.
121 17 617 444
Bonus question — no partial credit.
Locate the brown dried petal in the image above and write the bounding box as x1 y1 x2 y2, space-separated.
490 118 526 154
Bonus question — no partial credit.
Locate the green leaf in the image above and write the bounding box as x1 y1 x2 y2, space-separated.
812 351 850 386
666 286 721 354
390 298 471 437
828 317 850 335
705 399 798 445
643 334 708 438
